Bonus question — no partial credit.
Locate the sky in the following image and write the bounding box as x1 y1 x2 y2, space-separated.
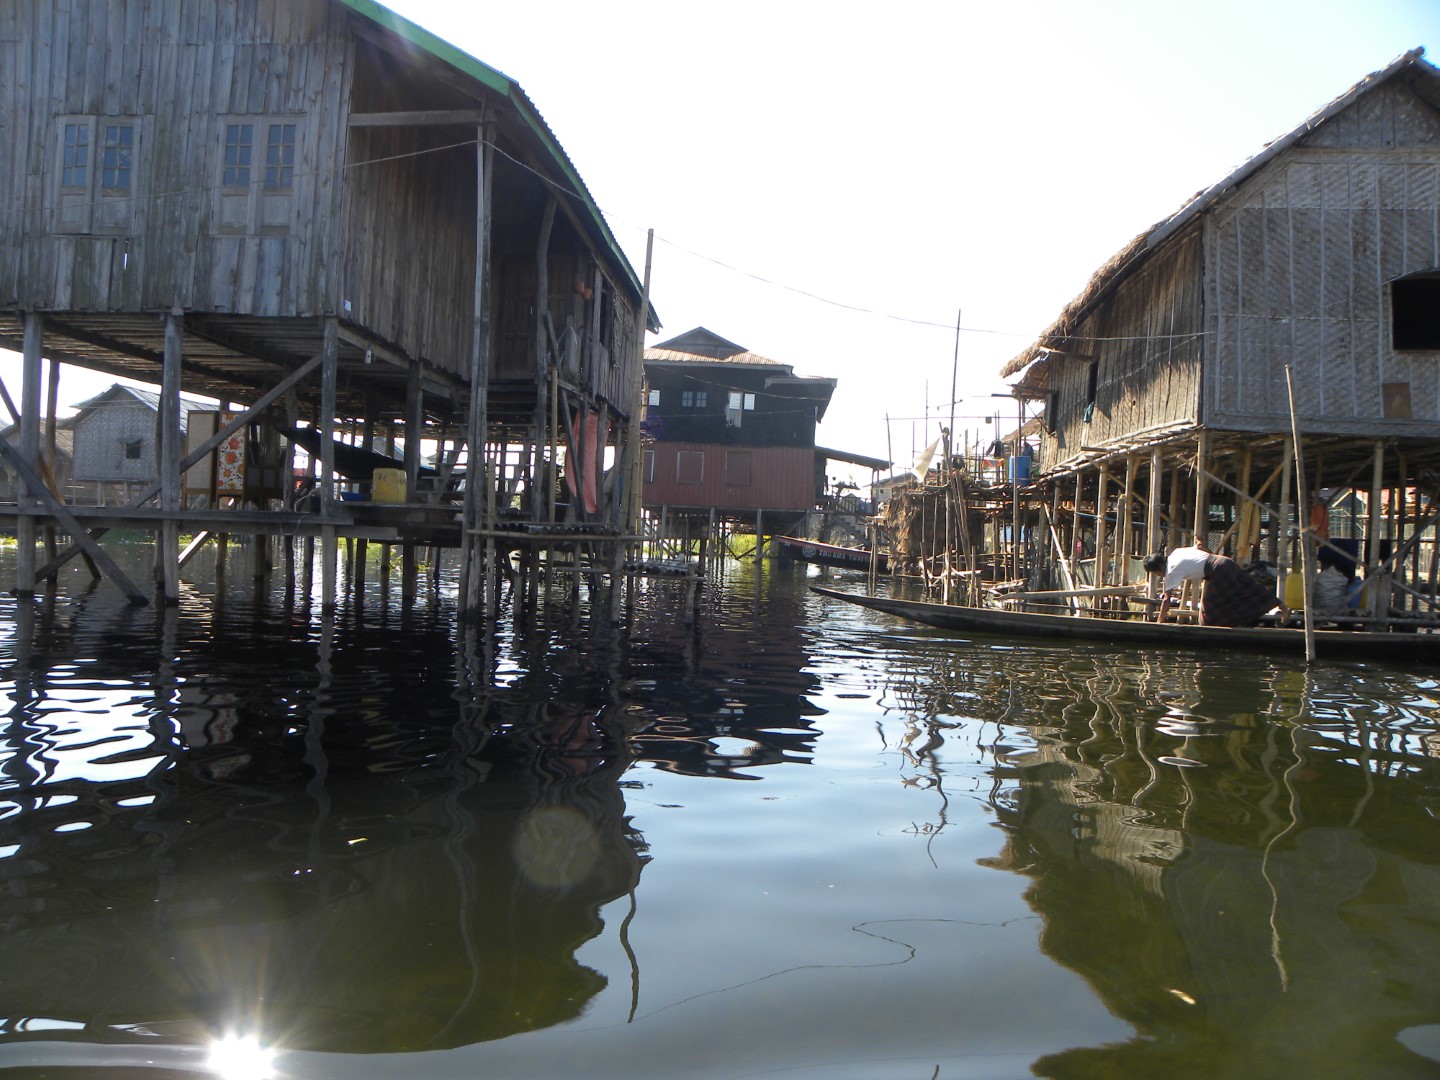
3 0 1434 479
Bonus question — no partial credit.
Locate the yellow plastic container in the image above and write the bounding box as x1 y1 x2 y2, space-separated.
372 468 407 504
1284 573 1305 609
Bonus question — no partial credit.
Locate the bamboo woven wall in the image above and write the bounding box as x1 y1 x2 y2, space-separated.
1047 226 1204 463
1206 80 1440 436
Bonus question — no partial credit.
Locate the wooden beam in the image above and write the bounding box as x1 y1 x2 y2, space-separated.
348 109 488 127
32 351 326 579
0 439 148 605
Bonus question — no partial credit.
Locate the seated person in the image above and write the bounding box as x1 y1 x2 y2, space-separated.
1313 545 1357 617
1142 546 1290 627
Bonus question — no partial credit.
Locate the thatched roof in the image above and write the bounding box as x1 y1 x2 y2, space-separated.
1000 46 1437 383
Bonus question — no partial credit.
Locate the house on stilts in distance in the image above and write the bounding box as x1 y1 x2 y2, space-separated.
0 0 658 615
890 47 1440 630
640 327 886 560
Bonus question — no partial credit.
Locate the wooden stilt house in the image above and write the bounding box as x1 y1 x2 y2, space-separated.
1000 48 1440 629
641 327 838 556
0 0 656 610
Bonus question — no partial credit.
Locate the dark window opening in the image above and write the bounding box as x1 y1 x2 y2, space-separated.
124 439 143 461
1082 361 1099 423
1392 276 1440 350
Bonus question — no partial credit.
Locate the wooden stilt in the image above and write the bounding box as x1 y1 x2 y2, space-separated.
1192 429 1210 546
460 124 495 621
1367 440 1385 624
1146 448 1162 556
1071 470 1084 582
1094 463 1110 586
16 313 42 596
42 355 59 575
157 310 183 605
320 318 338 610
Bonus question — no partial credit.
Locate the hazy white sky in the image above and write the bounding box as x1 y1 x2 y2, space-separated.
4 0 1434 475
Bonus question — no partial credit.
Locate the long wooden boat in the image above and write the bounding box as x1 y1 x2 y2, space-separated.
811 586 1439 661
776 536 889 573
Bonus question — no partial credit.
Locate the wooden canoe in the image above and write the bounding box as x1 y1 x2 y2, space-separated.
775 536 889 573
811 586 1439 662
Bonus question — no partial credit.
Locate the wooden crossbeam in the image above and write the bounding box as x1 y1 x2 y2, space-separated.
34 351 325 579
0 438 148 604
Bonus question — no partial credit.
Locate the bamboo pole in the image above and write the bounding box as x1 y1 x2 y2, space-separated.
1192 429 1209 545
1094 463 1110 586
1285 367 1314 662
1367 441 1384 623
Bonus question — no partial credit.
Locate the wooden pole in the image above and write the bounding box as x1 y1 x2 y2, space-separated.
42 355 59 573
16 313 41 595
532 197 557 519
1094 463 1110 586
1192 429 1209 545
1071 470 1084 583
1119 454 1136 586
461 124 495 620
1276 437 1295 608
1146 448 1162 557
1284 367 1315 662
157 309 183 605
320 317 338 611
1368 441 1387 625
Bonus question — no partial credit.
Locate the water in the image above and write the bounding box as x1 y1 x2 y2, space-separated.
1 545 1438 1079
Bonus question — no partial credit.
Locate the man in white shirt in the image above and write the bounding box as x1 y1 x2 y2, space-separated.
1142 546 1288 627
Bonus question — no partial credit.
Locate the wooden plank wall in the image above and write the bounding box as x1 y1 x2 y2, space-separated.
1206 80 1440 436
1049 226 1204 461
644 443 816 513
0 0 352 318
1 0 644 420
341 125 475 378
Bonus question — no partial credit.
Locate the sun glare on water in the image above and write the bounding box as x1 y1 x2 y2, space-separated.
206 1033 277 1080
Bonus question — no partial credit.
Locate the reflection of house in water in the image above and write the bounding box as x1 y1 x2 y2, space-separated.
0 606 645 1053
624 571 828 778
975 669 1440 1078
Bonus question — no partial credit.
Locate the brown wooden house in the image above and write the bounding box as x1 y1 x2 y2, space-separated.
996 48 1440 626
0 0 656 609
641 328 836 538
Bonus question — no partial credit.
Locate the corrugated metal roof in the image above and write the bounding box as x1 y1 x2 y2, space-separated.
644 347 783 366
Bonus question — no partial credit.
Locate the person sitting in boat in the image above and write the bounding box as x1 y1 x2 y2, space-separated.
1313 545 1357 617
1142 547 1290 627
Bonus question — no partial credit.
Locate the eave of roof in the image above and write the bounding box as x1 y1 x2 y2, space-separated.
644 348 785 367
816 446 890 471
336 0 657 328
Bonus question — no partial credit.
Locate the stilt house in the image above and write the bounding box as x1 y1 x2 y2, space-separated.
1000 48 1440 625
0 0 656 609
641 328 837 539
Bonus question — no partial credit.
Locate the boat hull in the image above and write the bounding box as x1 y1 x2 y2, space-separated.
776 536 888 573
811 586 1438 662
